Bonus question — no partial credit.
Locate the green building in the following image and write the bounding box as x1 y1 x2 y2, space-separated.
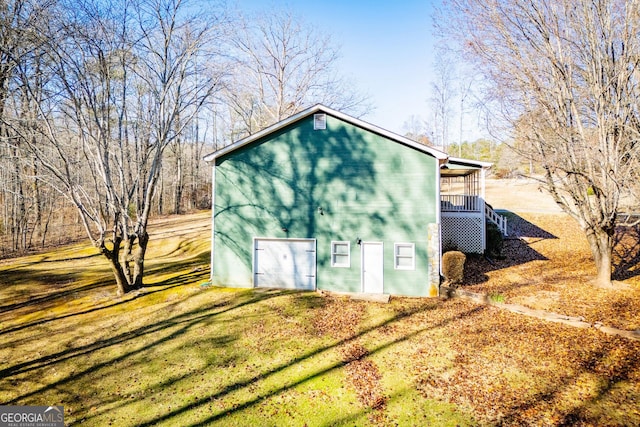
204 105 504 297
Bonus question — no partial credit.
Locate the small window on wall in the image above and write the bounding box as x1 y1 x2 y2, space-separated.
394 243 415 270
314 113 327 130
331 241 350 267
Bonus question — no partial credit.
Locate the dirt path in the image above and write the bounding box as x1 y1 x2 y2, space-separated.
444 286 640 341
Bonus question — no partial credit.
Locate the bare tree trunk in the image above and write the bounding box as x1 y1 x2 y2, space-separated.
132 230 148 289
121 234 135 287
157 173 164 215
585 227 615 287
173 154 183 214
189 119 200 210
11 145 25 251
31 158 42 242
172 111 184 215
100 235 136 295
40 198 54 248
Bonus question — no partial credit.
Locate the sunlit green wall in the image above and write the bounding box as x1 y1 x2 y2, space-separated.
212 113 439 296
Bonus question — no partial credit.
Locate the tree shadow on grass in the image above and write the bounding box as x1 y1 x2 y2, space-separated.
143 250 211 286
1 288 287 382
0 269 113 314
130 301 480 427
4 286 637 426
2 282 473 425
464 211 554 286
0 250 211 339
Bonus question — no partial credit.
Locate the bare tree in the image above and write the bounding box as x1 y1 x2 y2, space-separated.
442 0 640 286
402 115 432 146
0 0 55 252
456 73 476 158
429 50 456 152
9 0 224 293
223 9 371 138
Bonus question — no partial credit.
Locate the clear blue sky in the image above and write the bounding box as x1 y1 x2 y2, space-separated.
235 0 440 136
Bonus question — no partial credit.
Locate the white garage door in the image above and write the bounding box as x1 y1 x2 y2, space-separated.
254 238 316 290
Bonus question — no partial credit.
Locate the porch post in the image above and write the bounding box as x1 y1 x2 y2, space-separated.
480 167 487 252
427 223 441 297
433 158 444 297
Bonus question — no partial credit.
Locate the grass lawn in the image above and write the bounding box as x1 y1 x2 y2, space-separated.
1 211 639 426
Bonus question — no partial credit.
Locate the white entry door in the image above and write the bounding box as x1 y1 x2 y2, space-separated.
361 242 383 294
254 238 316 290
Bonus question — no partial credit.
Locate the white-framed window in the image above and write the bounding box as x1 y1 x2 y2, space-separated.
331 241 350 267
394 243 415 270
314 113 327 130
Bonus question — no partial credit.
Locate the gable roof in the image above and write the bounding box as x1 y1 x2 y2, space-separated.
203 104 449 163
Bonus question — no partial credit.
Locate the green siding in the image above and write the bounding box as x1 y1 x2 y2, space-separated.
212 114 439 296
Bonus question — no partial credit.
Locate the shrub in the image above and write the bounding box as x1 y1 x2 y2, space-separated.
442 250 466 286
485 221 504 258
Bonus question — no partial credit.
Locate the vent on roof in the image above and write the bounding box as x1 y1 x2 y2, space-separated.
314 113 326 130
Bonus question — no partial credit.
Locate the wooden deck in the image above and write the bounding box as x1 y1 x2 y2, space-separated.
441 195 508 236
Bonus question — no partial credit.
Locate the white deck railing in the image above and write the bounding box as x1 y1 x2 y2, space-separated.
485 204 508 236
440 195 480 212
441 195 508 236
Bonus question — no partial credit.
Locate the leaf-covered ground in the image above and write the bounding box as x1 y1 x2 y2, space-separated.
464 212 640 331
315 294 640 426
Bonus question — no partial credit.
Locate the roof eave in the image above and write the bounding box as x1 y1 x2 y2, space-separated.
323 106 449 161
445 156 493 169
203 105 326 163
203 104 449 163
